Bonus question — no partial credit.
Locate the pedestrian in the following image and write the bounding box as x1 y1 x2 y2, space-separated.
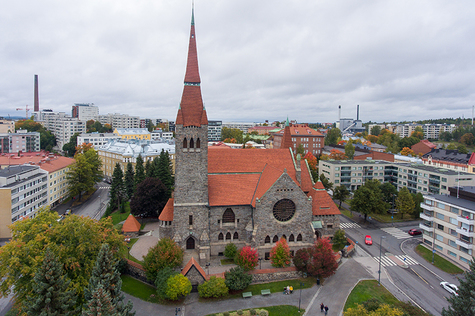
320 303 324 312
324 305 329 315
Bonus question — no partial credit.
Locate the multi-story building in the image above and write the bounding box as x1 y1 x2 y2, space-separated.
368 123 457 140
273 123 325 155
99 113 140 129
222 122 257 133
0 118 15 133
208 120 222 141
151 129 174 142
0 130 41 153
72 103 99 122
97 139 175 181
422 149 472 173
77 133 121 148
39 111 86 150
420 186 475 270
113 128 151 141
318 159 475 194
0 165 48 238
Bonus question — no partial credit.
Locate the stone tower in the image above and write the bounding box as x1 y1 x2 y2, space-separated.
173 7 210 261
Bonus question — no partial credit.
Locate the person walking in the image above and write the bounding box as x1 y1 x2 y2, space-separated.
324 305 329 315
320 303 324 312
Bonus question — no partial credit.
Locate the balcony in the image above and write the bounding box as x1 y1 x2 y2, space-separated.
419 222 434 233
456 227 475 237
421 204 434 211
420 212 433 221
458 215 474 225
456 238 473 249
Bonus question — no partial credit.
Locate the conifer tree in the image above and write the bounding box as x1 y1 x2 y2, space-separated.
124 162 135 200
442 259 475 316
24 248 77 316
110 163 125 209
81 284 117 316
151 156 160 178
157 149 174 197
145 159 153 178
134 154 145 187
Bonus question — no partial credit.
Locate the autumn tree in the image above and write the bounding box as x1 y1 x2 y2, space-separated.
303 152 318 171
460 133 475 146
221 127 243 143
410 126 424 140
345 304 403 316
270 237 291 268
130 177 168 218
134 154 146 187
400 147 415 156
345 142 355 160
293 247 313 274
67 146 103 201
165 274 192 301
124 162 135 200
16 119 56 151
396 187 415 219
442 259 475 316
329 149 348 160
333 185 350 208
235 246 259 271
142 237 183 281
307 239 338 280
198 276 228 298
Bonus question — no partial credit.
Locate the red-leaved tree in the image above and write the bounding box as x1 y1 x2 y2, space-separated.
307 239 338 279
303 152 318 171
270 237 291 268
293 247 312 273
235 246 258 271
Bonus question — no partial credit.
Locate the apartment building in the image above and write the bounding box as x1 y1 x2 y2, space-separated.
420 186 475 270
40 111 86 150
208 120 222 141
99 113 140 129
72 103 99 122
273 123 325 155
0 165 48 238
318 159 475 194
77 133 121 148
422 149 471 173
0 118 15 133
0 130 41 153
368 123 457 139
151 129 174 142
222 122 257 133
113 128 151 140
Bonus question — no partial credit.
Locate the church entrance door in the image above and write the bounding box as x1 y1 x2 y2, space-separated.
186 237 195 249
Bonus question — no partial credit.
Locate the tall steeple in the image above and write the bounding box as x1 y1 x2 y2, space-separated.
176 5 208 127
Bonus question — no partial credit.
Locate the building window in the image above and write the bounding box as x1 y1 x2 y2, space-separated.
289 234 295 242
435 244 443 251
233 232 239 240
297 234 302 242
218 233 224 241
448 240 457 248
448 250 457 258
435 234 443 242
436 213 444 220
273 199 296 222
437 224 444 231
449 217 457 225
265 236 270 243
273 235 279 243
282 234 287 240
196 138 201 148
226 232 231 240
189 215 193 226
222 208 235 223
183 138 187 148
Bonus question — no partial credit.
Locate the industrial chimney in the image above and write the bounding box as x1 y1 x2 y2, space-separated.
357 104 360 121
34 74 39 112
339 105 341 122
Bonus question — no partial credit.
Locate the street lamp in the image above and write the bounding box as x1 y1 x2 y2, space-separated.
127 246 130 260
258 257 262 270
298 282 304 313
378 236 386 286
205 262 210 275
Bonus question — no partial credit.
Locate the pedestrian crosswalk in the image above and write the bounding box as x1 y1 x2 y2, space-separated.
381 227 410 239
98 186 110 189
373 255 418 267
340 222 361 229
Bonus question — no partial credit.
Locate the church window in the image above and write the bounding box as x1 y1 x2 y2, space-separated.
289 234 295 242
282 234 287 240
189 215 193 226
233 232 239 240
265 236 270 243
222 208 235 223
297 234 302 242
273 235 279 243
183 138 187 148
226 232 231 240
273 199 296 222
196 138 201 148
218 233 224 241
190 138 194 148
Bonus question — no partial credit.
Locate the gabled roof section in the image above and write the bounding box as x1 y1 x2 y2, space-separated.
281 124 293 149
308 188 341 216
181 257 207 279
121 214 141 233
159 198 174 221
300 159 313 193
313 180 325 190
209 174 260 206
252 164 287 207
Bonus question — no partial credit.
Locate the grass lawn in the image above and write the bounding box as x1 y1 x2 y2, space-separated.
120 238 142 263
226 277 316 299
344 280 400 311
415 244 464 274
340 208 354 219
206 305 304 316
121 275 184 305
371 212 417 223
220 258 235 265
110 210 131 225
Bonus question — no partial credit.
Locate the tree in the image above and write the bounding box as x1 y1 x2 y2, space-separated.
165 274 191 301
296 144 305 155
66 147 103 201
224 243 238 260
221 127 243 143
411 127 424 140
303 152 318 171
270 237 291 268
81 284 117 316
16 119 56 151
134 155 146 188
0 210 124 307
446 143 457 150
124 162 135 200
145 159 153 178
235 246 259 271
325 128 342 145
130 177 169 218
63 133 81 157
395 187 415 219
457 144 468 154
24 248 77 316
109 163 126 209
224 267 252 291
345 142 355 160
350 185 385 221
398 137 419 150
400 147 415 156
370 126 381 136
198 276 229 298
412 192 424 218
329 149 347 160
442 259 475 316
439 131 452 142
84 244 134 316
380 183 398 209
332 230 347 252
319 174 333 191
333 185 350 209
155 267 179 300
293 248 313 274
156 149 174 196
142 237 183 281
460 133 475 146
307 239 338 279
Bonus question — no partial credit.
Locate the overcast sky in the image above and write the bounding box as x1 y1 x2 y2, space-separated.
1 1 475 124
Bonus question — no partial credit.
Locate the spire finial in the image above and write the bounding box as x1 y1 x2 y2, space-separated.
191 1 195 26
286 117 289 127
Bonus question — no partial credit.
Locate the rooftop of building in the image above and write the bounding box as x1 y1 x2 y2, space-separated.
78 132 118 137
114 128 150 135
99 139 175 157
0 153 75 173
426 188 475 210
422 149 471 164
0 165 37 177
275 124 324 137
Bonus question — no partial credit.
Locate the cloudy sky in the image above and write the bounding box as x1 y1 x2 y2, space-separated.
1 1 474 124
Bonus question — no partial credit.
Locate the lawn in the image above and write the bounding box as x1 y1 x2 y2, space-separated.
415 244 464 274
226 277 316 299
220 258 235 265
121 275 161 303
206 305 304 316
120 238 142 263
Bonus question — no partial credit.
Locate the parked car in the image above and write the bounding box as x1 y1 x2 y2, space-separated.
408 228 422 236
65 209 71 215
365 235 373 245
440 282 459 296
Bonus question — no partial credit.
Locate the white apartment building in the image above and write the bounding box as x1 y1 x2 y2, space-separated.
99 113 140 129
208 120 222 141
0 165 48 238
151 129 174 141
420 186 475 270
72 103 99 122
77 133 121 148
368 123 457 139
39 111 87 150
222 122 257 133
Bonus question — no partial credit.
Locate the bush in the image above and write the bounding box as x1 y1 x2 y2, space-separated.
237 310 243 315
224 243 237 260
250 309 256 315
143 237 184 281
224 266 252 291
259 311 268 316
223 313 230 316
155 267 179 300
198 276 229 298
165 274 191 300
270 237 291 267
235 246 258 271
332 229 347 252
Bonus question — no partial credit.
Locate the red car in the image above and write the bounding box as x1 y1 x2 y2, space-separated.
408 229 422 236
365 235 372 245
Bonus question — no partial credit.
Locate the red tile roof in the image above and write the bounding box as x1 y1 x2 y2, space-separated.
0 155 75 173
281 125 293 149
181 257 207 279
313 181 325 190
276 124 324 137
300 159 313 193
308 188 341 216
421 139 437 149
209 174 260 206
159 198 174 221
121 214 141 233
176 86 208 127
252 165 287 207
184 24 200 84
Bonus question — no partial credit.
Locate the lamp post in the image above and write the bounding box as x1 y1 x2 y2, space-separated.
258 257 262 270
205 262 210 276
127 246 130 260
175 307 181 316
298 282 304 313
378 236 386 286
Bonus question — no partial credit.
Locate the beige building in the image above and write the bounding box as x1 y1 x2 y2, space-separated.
113 128 151 141
0 119 15 133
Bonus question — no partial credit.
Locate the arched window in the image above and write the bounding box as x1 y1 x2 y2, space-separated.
218 233 224 241
226 232 231 240
289 234 295 242
196 138 201 148
282 234 287 240
222 208 235 223
233 232 239 240
183 138 187 148
265 236 270 243
273 235 279 243
297 234 302 242
190 138 194 148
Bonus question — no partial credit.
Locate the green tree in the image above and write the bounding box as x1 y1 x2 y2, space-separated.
350 184 385 221
370 126 381 136
412 192 424 219
142 237 183 281
221 127 244 143
110 163 125 209
24 248 78 316
224 243 238 260
345 304 403 316
66 146 103 201
395 187 415 219
442 259 475 316
224 267 252 291
319 174 334 191
134 154 146 187
156 149 174 196
165 274 191 301
198 276 229 298
333 185 350 209
325 128 342 145
155 267 179 300
439 131 452 142
15 119 56 151
411 126 424 140
380 183 398 209
332 230 347 252
145 159 153 178
296 144 305 155
124 162 135 200
63 132 81 157
447 143 457 150
270 237 291 268
460 133 475 146
457 144 468 154
345 142 355 160
130 177 169 218
82 284 117 316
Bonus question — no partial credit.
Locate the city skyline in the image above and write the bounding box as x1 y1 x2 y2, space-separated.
1 1 474 123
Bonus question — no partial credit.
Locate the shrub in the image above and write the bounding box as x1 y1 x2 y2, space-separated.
259 311 268 316
198 276 229 298
270 237 291 268
155 267 179 299
143 237 184 281
224 266 252 291
332 229 347 251
165 274 191 300
250 309 257 315
224 243 238 260
235 246 258 271
237 310 243 315
223 313 230 316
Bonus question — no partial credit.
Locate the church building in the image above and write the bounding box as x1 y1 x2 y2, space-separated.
159 8 341 263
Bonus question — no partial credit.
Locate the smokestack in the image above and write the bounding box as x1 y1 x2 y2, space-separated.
34 74 39 112
357 104 360 121
338 105 341 122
